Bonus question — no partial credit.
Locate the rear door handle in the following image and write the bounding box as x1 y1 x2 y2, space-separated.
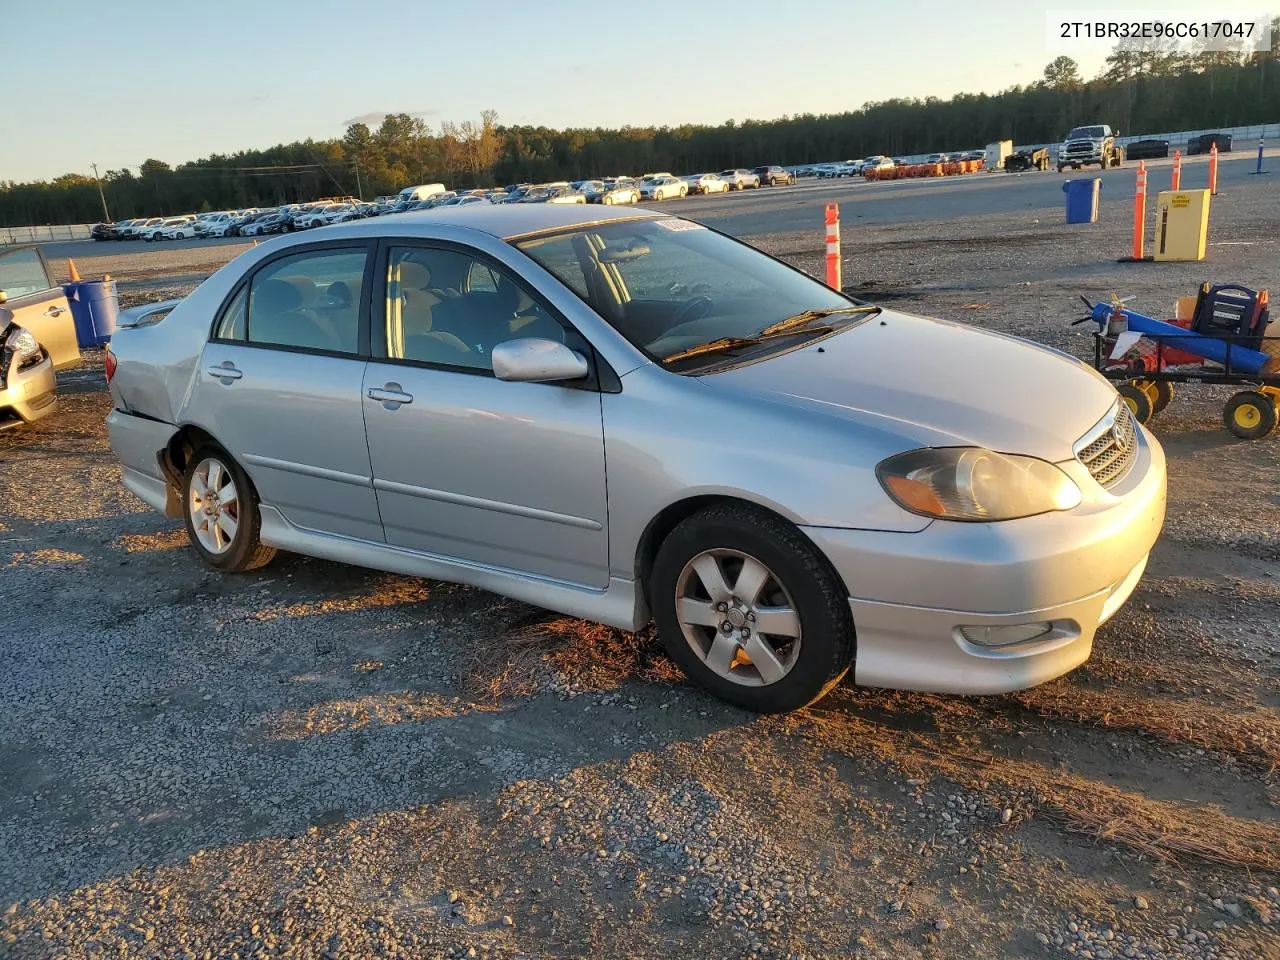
43 306 66 317
207 363 242 381
367 384 413 408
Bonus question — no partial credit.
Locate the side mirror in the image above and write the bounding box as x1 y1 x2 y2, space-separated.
492 338 590 383
0 290 6 305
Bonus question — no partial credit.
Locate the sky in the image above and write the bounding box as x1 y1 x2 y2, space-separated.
0 0 1245 182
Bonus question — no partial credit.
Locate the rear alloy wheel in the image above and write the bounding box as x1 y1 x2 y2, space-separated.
651 504 854 712
182 447 277 572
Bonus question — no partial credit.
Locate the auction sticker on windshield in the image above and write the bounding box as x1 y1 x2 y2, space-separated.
654 219 706 232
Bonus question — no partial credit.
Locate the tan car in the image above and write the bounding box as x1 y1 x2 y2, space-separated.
0 245 79 429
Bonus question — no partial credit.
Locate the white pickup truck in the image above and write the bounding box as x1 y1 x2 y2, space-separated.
1057 125 1124 172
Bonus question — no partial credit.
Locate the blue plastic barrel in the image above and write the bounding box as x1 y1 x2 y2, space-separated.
63 279 120 348
1063 178 1102 224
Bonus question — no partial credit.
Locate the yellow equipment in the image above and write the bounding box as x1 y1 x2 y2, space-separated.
1153 189 1210 261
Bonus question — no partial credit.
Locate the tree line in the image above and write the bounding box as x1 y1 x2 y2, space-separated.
4 28 1278 227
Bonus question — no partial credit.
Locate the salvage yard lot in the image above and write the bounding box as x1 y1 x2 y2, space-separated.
3 165 1280 959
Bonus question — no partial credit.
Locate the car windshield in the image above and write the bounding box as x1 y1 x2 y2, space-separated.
515 218 867 370
1067 126 1107 139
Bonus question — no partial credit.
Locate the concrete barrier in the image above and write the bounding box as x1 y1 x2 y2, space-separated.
0 224 94 245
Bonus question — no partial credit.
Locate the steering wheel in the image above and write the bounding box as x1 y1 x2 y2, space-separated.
675 295 714 323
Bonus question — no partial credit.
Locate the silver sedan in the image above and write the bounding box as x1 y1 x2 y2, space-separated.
105 205 1165 712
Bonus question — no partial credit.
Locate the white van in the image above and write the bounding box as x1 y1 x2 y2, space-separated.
397 183 448 203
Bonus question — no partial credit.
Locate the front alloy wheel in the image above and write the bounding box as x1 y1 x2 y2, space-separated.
675 549 801 687
651 504 854 712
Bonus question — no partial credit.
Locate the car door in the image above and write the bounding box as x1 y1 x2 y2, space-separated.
189 241 384 542
0 245 79 369
362 242 610 587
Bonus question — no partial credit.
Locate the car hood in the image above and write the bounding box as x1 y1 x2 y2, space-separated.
703 309 1118 462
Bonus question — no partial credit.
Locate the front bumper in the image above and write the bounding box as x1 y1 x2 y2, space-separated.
0 356 57 430
802 429 1167 695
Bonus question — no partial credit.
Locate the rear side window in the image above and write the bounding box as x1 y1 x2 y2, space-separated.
214 285 248 340
0 248 53 299
246 248 367 354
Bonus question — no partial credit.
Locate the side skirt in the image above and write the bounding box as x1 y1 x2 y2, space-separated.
258 505 648 631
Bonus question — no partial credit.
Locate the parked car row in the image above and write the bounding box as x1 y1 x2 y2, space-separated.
86 161 806 244
794 151 987 179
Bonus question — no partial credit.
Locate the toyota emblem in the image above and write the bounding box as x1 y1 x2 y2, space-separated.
1112 423 1128 450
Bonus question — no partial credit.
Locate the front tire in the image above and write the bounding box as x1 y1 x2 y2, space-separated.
650 504 854 713
182 446 277 572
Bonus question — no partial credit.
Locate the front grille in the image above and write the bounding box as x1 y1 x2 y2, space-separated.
1075 403 1138 489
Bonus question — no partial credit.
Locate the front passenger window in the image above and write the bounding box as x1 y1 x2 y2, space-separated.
384 246 566 372
247 249 366 354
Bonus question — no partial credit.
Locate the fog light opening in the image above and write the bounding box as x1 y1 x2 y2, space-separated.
959 622 1054 648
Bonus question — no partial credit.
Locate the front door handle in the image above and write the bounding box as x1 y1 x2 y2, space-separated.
43 305 66 317
207 363 243 381
367 384 413 408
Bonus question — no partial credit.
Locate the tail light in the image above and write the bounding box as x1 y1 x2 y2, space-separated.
104 347 117 383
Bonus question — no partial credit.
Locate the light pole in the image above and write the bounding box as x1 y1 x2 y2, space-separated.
90 162 111 222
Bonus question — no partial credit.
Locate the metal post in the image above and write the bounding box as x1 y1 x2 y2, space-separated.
1255 138 1266 175
90 162 111 222
824 203 841 291
1208 143 1219 196
1170 150 1181 191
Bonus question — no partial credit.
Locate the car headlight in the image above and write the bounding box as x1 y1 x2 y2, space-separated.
5 326 42 368
877 447 1081 522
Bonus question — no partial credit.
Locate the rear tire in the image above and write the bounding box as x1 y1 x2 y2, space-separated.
182 446 277 573
1224 391 1277 440
650 503 854 713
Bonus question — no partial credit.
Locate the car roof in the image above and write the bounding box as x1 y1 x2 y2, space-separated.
330 203 666 240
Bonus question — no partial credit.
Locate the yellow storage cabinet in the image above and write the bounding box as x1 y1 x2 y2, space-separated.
1153 189 1211 261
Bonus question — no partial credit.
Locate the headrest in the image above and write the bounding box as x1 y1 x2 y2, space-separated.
278 275 318 306
254 278 303 315
328 280 353 309
398 260 433 289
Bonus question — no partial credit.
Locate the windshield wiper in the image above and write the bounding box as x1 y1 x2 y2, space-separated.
662 323 840 363
662 337 763 364
757 304 880 338
661 305 880 365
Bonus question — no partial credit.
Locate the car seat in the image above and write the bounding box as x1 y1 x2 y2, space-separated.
494 272 564 343
250 279 342 352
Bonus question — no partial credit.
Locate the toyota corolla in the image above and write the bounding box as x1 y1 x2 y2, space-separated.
105 205 1166 712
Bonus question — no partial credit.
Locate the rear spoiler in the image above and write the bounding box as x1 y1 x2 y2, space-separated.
116 298 184 330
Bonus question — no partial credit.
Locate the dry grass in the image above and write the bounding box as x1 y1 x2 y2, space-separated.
4 548 86 567
795 705 1280 873
269 690 476 739
250 577 432 622
1011 683 1280 771
460 616 682 703
115 528 187 553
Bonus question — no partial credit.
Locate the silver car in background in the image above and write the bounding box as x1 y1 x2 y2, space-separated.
105 205 1165 712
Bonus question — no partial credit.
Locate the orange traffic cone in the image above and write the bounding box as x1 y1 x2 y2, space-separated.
67 258 81 282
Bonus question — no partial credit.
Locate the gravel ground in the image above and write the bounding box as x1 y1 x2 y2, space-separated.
3 177 1279 958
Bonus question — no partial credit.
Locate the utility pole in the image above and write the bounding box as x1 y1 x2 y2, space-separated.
353 162 364 201
90 162 111 222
